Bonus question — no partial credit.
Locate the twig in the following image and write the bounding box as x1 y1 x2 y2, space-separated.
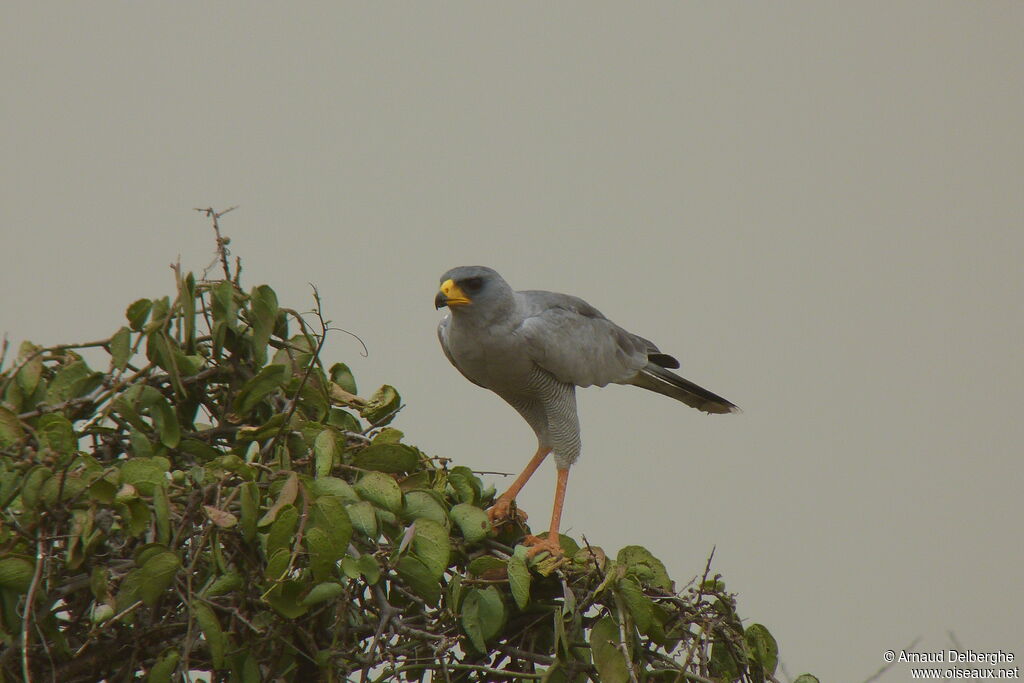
327 324 369 358
440 663 544 679
493 642 555 666
362 585 399 683
22 535 47 683
194 595 263 635
263 286 330 462
682 546 717 674
581 534 605 581
71 600 144 658
613 591 640 683
194 206 237 281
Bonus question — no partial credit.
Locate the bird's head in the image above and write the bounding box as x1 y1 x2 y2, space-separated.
434 266 509 312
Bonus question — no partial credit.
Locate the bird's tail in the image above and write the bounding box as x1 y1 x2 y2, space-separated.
630 364 739 414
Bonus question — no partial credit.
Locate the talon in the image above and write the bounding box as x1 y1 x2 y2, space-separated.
487 497 527 527
523 534 563 559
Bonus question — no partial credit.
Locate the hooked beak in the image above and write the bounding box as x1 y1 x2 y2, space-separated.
435 279 471 309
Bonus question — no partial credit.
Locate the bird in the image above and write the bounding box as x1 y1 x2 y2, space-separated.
434 266 738 557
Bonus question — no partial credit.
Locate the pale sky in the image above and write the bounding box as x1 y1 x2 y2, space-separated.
3 3 1022 679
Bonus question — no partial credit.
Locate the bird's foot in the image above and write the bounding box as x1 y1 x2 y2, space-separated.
522 534 563 559
487 497 528 527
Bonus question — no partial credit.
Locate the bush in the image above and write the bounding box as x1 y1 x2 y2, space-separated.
0 222 813 682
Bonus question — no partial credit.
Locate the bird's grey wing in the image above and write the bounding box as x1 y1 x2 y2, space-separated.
437 314 487 389
516 291 656 388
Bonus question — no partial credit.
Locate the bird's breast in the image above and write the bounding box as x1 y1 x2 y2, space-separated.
446 323 534 393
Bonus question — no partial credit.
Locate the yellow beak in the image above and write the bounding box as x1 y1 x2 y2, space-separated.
436 279 472 308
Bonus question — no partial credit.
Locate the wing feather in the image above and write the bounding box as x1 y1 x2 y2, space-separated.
516 291 656 388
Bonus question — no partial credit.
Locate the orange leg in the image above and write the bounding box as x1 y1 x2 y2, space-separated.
524 467 569 558
487 446 551 524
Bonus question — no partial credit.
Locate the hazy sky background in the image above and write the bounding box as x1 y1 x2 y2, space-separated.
3 3 1022 679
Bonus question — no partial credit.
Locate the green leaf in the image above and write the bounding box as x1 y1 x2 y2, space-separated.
357 555 381 584
210 281 238 330
300 581 344 607
205 573 243 597
237 414 286 443
21 466 52 509
90 566 110 602
617 576 654 634
148 394 181 448
265 504 299 560
249 284 279 366
308 494 353 552
345 501 378 539
147 296 170 331
354 471 402 513
0 408 25 447
403 490 448 525
329 363 357 394
239 481 258 542
258 471 299 526
353 442 419 473
265 548 290 581
145 333 186 397
266 579 309 619
361 384 401 425
15 350 43 397
234 364 289 415
467 556 506 577
308 476 360 504
793 676 821 683
192 602 226 669
371 427 403 444
146 649 181 683
179 272 197 352
341 555 361 579
40 472 86 506
126 298 153 331
120 457 170 495
461 586 505 652
326 407 361 433
36 414 76 456
305 527 342 582
508 547 531 610
134 543 167 568
313 428 339 478
154 487 171 544
709 635 742 682
616 545 673 592
411 518 450 578
540 665 568 683
395 555 440 605
590 617 629 683
174 352 204 376
137 551 180 606
746 623 779 676
447 466 481 505
123 498 152 536
0 558 35 592
449 503 490 543
110 326 132 371
46 360 99 404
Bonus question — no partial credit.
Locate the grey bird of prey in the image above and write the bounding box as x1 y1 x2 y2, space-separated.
434 266 737 557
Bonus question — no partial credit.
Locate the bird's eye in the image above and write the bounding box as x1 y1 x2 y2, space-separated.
461 277 483 293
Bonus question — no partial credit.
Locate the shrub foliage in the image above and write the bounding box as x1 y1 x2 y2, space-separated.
0 238 812 682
